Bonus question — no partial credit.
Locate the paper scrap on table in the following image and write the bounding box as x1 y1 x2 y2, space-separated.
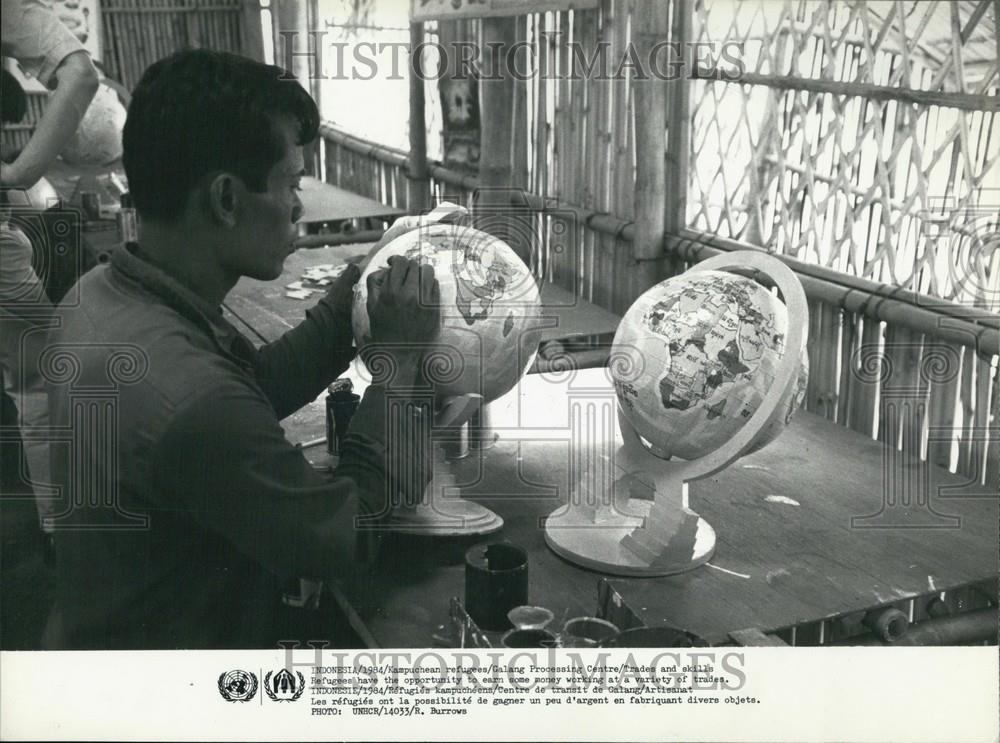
302 264 348 279
764 495 800 507
285 289 314 300
286 281 305 290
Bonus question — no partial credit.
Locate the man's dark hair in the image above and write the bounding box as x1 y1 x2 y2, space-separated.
1 68 28 123
122 49 319 222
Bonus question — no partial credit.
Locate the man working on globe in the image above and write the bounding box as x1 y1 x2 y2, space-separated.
42 49 442 649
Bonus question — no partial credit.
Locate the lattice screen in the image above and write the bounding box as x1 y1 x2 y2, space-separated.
689 0 999 310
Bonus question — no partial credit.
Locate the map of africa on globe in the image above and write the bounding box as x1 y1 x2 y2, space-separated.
611 270 808 461
352 224 542 402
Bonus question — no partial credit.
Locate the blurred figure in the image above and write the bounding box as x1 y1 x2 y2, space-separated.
44 50 440 649
1 0 98 541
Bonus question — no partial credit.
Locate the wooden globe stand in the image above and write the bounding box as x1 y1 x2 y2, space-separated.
545 251 809 576
387 393 504 536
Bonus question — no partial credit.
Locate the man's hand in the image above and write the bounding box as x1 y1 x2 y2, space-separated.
366 256 440 348
325 262 361 319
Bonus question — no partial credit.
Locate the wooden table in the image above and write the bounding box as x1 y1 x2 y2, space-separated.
225 244 625 442
316 368 996 647
227 244 621 342
226 250 998 647
297 176 404 229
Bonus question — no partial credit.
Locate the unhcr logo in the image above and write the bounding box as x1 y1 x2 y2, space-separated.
265 669 306 702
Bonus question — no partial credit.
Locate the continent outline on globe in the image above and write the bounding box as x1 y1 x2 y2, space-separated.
351 223 543 403
611 269 809 461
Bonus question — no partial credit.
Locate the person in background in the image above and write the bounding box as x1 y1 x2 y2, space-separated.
44 49 441 649
1 0 99 548
1 0 99 189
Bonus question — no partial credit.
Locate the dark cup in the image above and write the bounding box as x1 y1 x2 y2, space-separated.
464 543 528 632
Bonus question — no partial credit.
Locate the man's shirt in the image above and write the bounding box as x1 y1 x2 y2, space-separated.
43 245 426 649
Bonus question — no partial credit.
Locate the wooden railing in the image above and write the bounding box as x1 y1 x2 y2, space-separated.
318 121 998 487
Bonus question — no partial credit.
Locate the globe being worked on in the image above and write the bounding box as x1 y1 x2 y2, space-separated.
352 223 542 402
610 269 809 461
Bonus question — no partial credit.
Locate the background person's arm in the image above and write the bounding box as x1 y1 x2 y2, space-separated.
1 50 98 188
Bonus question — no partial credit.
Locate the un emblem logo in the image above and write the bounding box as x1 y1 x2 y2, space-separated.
217 670 258 702
264 668 305 702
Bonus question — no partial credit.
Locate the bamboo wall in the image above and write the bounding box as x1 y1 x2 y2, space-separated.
100 0 257 90
684 0 999 486
5 0 992 485
318 0 997 486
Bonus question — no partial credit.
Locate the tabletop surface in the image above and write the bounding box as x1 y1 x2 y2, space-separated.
318 368 997 647
298 176 405 225
224 247 998 648
226 244 623 345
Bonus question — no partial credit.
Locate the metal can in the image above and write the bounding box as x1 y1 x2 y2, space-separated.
81 191 101 221
116 192 138 245
325 378 360 455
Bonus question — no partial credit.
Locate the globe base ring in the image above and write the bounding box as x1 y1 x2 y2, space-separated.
545 500 716 577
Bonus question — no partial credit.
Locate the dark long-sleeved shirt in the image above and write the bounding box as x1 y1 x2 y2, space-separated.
42 244 428 649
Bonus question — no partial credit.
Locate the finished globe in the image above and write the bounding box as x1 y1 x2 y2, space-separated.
352 223 542 402
610 270 808 461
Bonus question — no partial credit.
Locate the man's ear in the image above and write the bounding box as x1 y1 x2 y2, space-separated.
206 173 239 228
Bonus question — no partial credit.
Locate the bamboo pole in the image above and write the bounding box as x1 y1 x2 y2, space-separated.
664 0 692 275
407 22 430 213
314 123 1000 353
148 0 172 66
116 0 142 89
578 6 599 302
478 16 522 262
570 8 587 301
553 11 571 289
971 352 993 483
696 69 1000 113
512 15 529 194
850 318 883 439
926 341 962 470
986 360 999 486
837 311 860 426
133 0 157 78
957 347 977 477
631 1 669 296
805 299 823 414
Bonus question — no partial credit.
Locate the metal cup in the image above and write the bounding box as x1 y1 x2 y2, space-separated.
501 628 557 648
561 617 620 647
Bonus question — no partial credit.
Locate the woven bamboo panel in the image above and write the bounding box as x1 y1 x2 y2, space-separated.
688 0 999 311
311 0 997 482
100 0 248 90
